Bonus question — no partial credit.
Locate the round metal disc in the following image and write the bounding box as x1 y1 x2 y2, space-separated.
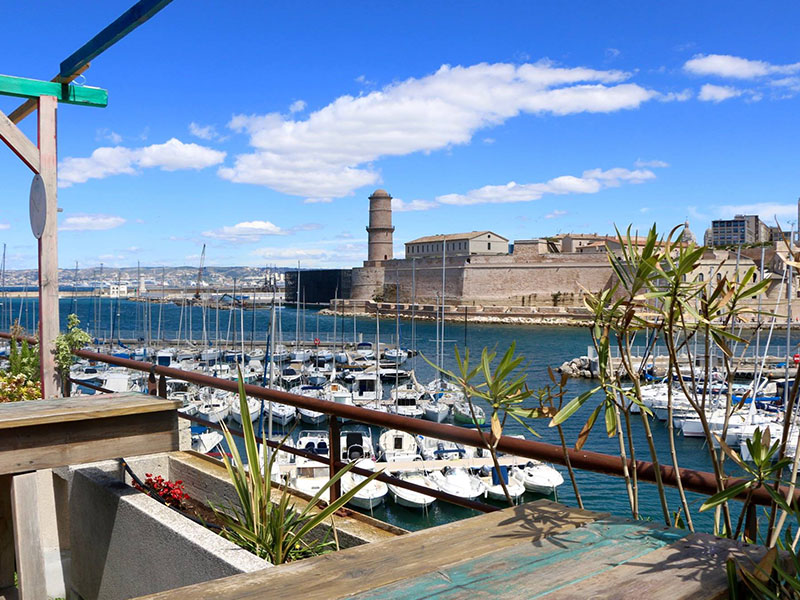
29 174 47 239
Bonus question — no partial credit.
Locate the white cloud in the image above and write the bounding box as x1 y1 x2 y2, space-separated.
658 89 693 102
303 197 334 204
60 214 126 231
289 100 307 113
0 223 9 230
203 220 286 242
634 159 669 168
684 54 800 79
392 198 438 212
437 167 656 206
219 61 658 199
698 84 743 102
545 209 567 219
59 138 226 187
189 122 218 140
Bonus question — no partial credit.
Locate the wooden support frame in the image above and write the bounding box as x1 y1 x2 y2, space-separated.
59 0 173 77
0 74 107 108
8 64 90 124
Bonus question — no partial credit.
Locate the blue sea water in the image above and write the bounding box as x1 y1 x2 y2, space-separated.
4 295 768 533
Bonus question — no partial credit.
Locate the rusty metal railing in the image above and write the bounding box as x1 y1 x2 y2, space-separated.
2 330 798 508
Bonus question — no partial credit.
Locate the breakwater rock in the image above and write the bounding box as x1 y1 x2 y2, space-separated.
558 355 595 378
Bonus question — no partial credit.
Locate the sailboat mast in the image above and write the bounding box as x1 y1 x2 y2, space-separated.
295 262 301 350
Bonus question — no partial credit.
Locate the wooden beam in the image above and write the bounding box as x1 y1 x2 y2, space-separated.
8 63 91 125
37 96 59 399
59 0 174 77
0 74 107 108
0 109 40 173
10 473 46 600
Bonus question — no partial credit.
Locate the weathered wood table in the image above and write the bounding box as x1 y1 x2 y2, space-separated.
0 393 180 599
137 499 769 600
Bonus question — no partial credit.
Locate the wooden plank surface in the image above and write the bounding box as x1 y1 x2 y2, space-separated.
8 64 90 124
0 393 179 429
135 500 605 600
351 517 688 599
0 411 178 475
10 473 46 600
541 532 768 600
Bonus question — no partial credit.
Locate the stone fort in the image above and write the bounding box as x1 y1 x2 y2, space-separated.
350 189 618 308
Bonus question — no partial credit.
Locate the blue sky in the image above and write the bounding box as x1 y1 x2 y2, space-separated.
1 1 799 270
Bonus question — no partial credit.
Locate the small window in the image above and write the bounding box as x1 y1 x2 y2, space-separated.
488 243 491 250
698 273 704 282
717 273 722 281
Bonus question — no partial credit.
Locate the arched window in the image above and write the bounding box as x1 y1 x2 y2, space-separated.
717 273 722 281
698 273 704 282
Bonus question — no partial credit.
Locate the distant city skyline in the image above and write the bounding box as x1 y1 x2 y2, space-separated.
1 1 799 270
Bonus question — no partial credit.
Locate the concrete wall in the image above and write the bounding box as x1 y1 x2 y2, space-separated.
59 456 269 600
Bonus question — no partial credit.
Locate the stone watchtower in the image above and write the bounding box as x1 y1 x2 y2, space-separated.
366 189 394 263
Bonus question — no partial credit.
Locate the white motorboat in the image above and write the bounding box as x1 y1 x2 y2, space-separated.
388 470 437 509
356 342 375 360
416 436 471 461
290 385 328 425
481 466 525 502
352 371 383 405
195 390 232 423
422 400 450 423
200 348 220 363
378 429 419 462
306 364 332 386
512 461 564 495
191 430 224 454
429 466 487 501
334 351 349 364
383 348 408 363
271 344 291 363
453 400 486 426
292 430 331 502
155 348 176 367
340 429 376 461
230 396 261 424
312 348 334 364
266 401 296 426
340 458 388 509
291 348 312 362
280 365 303 386
389 385 425 419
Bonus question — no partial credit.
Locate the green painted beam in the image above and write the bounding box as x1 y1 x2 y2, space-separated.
0 74 107 108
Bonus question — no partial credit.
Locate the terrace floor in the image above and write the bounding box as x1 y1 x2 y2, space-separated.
137 498 768 599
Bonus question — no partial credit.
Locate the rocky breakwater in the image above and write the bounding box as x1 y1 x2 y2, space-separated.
558 355 596 378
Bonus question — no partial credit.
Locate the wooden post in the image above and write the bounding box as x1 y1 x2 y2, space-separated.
329 416 341 502
37 95 59 399
11 472 47 599
0 476 14 589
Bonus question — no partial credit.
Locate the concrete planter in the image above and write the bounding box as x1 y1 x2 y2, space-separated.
54 451 398 600
56 453 270 600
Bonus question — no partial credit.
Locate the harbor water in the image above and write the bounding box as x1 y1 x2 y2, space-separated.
6 295 785 533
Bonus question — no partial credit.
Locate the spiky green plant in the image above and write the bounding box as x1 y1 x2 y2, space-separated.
212 371 382 564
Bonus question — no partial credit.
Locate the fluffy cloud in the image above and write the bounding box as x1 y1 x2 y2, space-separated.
698 84 743 102
60 214 126 231
684 54 800 79
545 209 567 219
289 100 307 113
203 220 286 242
219 61 658 199
189 122 219 140
436 167 656 206
392 198 439 212
59 138 226 187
